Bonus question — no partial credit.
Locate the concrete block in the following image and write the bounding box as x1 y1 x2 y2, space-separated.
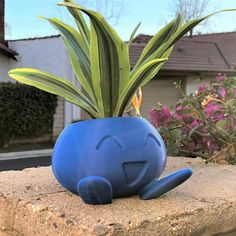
0 157 235 235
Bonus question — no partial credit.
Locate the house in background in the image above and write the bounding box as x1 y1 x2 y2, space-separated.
1 0 236 139
4 33 236 137
7 36 78 140
131 34 236 117
0 0 17 81
0 1 79 141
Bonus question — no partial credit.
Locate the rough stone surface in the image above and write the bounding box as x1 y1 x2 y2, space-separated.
0 156 236 236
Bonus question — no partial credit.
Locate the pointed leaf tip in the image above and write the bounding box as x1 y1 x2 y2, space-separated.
38 16 47 19
128 22 142 48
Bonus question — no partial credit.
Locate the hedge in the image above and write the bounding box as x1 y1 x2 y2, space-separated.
0 82 57 146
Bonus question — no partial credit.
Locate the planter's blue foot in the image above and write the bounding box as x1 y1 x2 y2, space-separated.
139 168 192 200
77 176 113 205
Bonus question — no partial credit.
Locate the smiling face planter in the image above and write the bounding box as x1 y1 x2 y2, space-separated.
52 117 192 204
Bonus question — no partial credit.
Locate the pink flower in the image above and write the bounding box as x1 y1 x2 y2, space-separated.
176 105 183 111
196 84 207 96
207 141 219 152
174 105 191 121
149 109 158 126
162 106 171 121
182 119 200 135
219 88 226 97
212 114 225 121
216 73 226 84
204 103 220 117
190 119 200 127
149 106 172 127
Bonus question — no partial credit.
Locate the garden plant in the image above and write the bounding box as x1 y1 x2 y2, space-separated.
0 83 57 149
8 0 236 204
149 74 236 165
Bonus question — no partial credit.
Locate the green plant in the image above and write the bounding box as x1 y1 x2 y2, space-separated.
149 75 236 164
8 0 236 118
0 83 57 147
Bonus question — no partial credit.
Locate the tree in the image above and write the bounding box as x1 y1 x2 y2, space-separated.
83 0 124 25
57 0 125 26
168 0 210 36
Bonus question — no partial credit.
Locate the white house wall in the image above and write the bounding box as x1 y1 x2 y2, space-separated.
8 37 70 80
0 55 13 82
140 78 183 119
186 75 212 95
6 37 81 133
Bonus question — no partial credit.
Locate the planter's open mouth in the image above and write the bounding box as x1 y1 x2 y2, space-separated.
123 161 148 186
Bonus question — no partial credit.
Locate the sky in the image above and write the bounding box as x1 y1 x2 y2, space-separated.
5 0 236 41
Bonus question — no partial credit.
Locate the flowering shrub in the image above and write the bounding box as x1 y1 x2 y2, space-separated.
149 74 236 164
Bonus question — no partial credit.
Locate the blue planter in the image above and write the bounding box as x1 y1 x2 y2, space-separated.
52 117 192 204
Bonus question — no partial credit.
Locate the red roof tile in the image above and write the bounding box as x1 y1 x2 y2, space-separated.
130 33 235 72
132 34 152 44
185 32 236 69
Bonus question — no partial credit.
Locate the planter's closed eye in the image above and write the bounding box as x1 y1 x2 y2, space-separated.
96 135 124 150
144 133 161 147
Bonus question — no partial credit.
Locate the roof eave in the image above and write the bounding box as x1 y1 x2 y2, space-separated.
0 43 18 60
161 68 236 74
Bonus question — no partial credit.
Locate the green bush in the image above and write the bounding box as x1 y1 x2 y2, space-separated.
0 82 57 146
